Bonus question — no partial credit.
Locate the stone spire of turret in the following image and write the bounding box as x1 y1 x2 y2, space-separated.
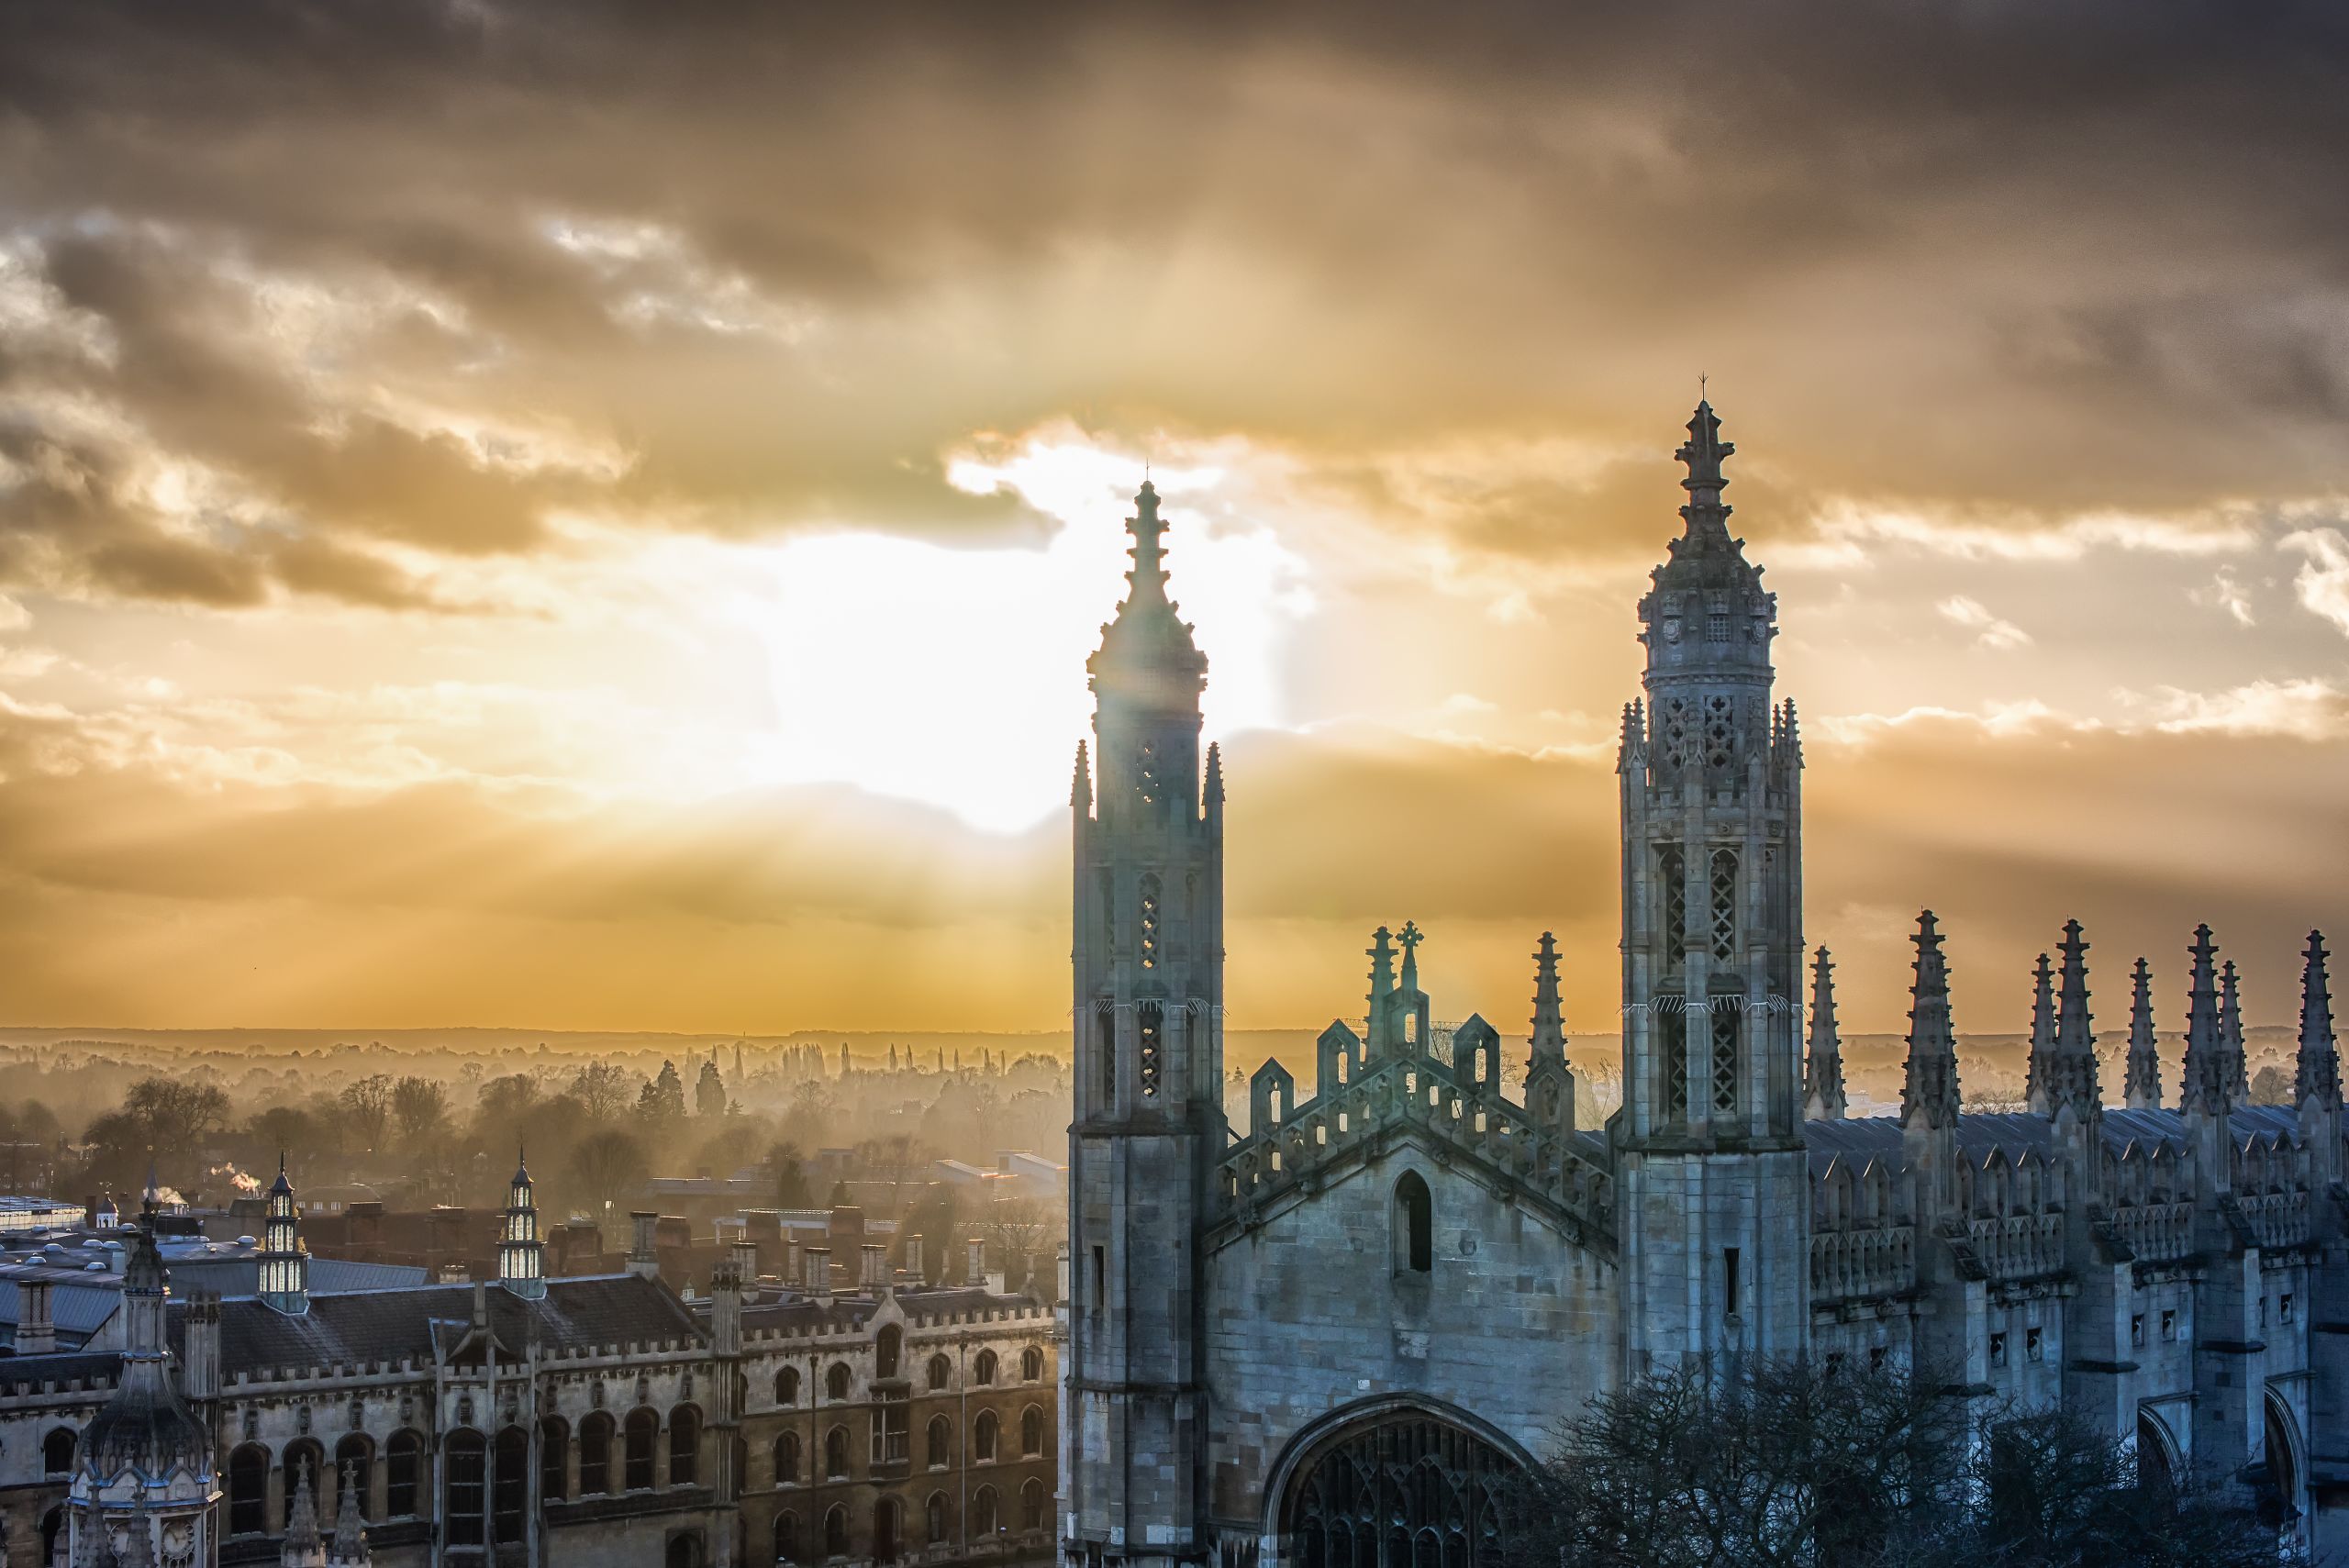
282 1460 323 1568
1528 931 1566 1065
1900 912 1962 1129
1205 741 1224 806
2221 959 2249 1102
1397 920 1423 996
2178 925 2232 1117
1365 926 1397 1053
1675 399 1734 538
2123 957 2163 1109
2023 951 2058 1113
1071 740 1090 810
2298 930 2339 1106
330 1462 372 1567
2035 920 2102 1120
1803 947 1846 1120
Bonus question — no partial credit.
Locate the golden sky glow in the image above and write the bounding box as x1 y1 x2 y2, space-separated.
0 5 2343 1036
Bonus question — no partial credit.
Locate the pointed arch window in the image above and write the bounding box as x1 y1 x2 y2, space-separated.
1391 1171 1432 1274
1139 873 1162 973
1711 1004 1741 1118
1663 1007 1689 1121
1657 845 1687 968
1138 1002 1163 1099
1709 849 1738 962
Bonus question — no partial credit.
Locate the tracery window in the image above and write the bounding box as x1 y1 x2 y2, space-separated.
1139 873 1162 973
775 1366 800 1407
1093 1001 1115 1111
1709 849 1738 962
1663 1008 1689 1121
493 1427 528 1544
1657 845 1687 968
775 1431 801 1486
1711 1004 1741 1117
1020 1346 1043 1382
1138 1003 1163 1098
1282 1410 1515 1568
445 1431 486 1548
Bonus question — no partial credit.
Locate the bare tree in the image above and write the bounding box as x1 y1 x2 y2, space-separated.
566 1128 650 1237
337 1074 395 1152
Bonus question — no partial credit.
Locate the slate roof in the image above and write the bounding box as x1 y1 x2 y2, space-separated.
167 1273 705 1374
165 1257 427 1298
733 1284 1030 1338
1802 1105 2309 1176
0 1349 121 1394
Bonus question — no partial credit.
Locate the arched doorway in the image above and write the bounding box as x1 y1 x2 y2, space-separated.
1275 1404 1520 1568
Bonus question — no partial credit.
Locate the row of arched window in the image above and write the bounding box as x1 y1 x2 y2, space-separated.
771 1344 1045 1407
773 1479 1047 1564
221 1407 706 1538
770 1406 1045 1484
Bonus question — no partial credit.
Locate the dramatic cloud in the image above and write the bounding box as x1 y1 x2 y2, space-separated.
0 3 2343 1030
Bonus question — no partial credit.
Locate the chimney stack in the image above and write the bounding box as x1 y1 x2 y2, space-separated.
861 1243 887 1294
731 1238 759 1285
627 1212 661 1281
803 1246 832 1303
16 1277 55 1355
182 1290 221 1398
904 1234 924 1284
967 1238 985 1287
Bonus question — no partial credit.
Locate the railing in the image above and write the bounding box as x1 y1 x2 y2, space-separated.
1809 1225 1916 1302
2105 1201 2193 1262
2236 1191 2310 1251
1215 1057 1614 1249
1962 1212 2065 1282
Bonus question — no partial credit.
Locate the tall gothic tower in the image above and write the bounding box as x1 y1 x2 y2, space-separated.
1063 481 1224 1568
1616 401 1808 1368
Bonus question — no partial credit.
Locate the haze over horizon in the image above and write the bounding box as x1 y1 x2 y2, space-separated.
0 4 2343 1037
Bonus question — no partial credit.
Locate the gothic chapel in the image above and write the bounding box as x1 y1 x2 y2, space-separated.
1060 404 2349 1568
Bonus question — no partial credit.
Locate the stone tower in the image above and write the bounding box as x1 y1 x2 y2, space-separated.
1616 400 1808 1368
1064 480 1224 1568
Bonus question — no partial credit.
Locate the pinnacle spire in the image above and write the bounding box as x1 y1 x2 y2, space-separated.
2221 959 2249 1102
1126 479 1168 601
2036 919 2101 1119
2179 925 2233 1117
2123 957 2163 1110
2023 951 2058 1114
1675 398 1735 530
1529 931 1566 1062
1803 946 1846 1120
1071 740 1090 810
332 1462 372 1563
2299 930 2340 1106
1205 740 1224 805
1900 911 1961 1129
286 1459 323 1553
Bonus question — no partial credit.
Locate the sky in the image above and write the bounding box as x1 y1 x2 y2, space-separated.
0 2 2344 1038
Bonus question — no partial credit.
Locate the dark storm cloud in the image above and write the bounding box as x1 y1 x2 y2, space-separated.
6 0 2349 607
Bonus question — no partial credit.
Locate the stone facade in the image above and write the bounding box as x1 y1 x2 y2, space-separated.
1062 404 2349 1568
0 1172 1054 1568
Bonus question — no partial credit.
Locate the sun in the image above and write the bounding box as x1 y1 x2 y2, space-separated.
757 436 1310 832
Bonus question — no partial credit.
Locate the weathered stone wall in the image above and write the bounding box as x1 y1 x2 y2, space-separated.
1199 1142 1614 1537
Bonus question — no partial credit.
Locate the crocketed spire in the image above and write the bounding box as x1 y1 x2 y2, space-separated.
1205 741 1224 806
331 1462 372 1566
2179 925 2232 1117
2221 959 2250 1102
2123 957 2163 1110
1528 931 1566 1064
2299 930 2340 1106
2038 920 2102 1120
284 1461 322 1557
1900 912 1962 1129
1070 740 1091 810
1636 400 1777 694
1087 480 1208 713
1803 946 1846 1120
2023 951 2058 1114
1364 926 1397 1052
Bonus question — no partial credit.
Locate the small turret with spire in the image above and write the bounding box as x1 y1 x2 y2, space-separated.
498 1148 546 1300
2178 926 2231 1117
329 1463 372 1568
2032 920 2102 1123
258 1153 309 1316
1900 912 1962 1131
2123 957 2163 1110
281 1460 324 1568
1803 947 1845 1120
2298 930 2339 1108
2023 951 2058 1114
1529 931 1567 1066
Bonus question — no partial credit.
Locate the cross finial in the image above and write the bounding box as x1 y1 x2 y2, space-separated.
1397 920 1423 952
1699 372 1709 401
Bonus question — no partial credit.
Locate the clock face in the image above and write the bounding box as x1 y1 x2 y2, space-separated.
163 1521 192 1555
